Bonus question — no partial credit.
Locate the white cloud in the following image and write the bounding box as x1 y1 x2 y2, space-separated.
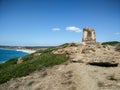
115 32 120 35
52 28 61 31
65 26 82 33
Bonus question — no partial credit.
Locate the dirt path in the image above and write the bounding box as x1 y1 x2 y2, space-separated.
67 63 99 90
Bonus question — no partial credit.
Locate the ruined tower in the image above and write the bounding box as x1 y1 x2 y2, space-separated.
82 27 96 44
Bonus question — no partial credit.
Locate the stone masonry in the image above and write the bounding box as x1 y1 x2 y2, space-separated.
82 27 96 44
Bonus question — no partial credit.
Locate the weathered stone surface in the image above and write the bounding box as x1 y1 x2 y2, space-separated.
17 57 23 64
82 27 96 44
88 59 118 67
115 43 120 52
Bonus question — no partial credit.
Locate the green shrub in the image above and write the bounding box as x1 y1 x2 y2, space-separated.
102 41 120 46
21 54 34 62
59 43 69 48
0 58 17 69
0 52 69 84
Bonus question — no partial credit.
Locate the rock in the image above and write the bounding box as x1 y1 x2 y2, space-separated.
81 47 95 54
17 57 23 64
71 59 79 62
88 58 118 67
82 27 96 44
53 47 78 55
67 43 78 47
34 53 41 56
115 43 120 52
107 73 120 81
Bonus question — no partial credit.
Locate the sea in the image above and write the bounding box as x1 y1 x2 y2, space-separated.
0 48 28 63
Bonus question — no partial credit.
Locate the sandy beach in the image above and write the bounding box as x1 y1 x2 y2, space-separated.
16 49 36 54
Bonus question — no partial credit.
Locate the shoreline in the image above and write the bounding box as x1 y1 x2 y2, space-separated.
0 48 36 54
15 49 36 54
0 48 36 64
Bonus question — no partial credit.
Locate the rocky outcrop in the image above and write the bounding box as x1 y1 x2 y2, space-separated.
115 43 120 52
88 59 118 67
17 57 23 64
53 42 120 67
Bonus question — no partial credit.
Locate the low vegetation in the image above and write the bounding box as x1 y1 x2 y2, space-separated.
0 46 69 84
0 58 17 69
36 43 69 54
102 41 120 46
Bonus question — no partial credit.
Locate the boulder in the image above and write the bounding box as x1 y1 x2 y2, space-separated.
88 58 118 67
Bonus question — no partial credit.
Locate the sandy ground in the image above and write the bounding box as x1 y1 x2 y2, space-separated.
1 63 120 90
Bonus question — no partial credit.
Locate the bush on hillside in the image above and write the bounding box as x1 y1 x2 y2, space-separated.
0 58 17 69
0 51 69 84
102 41 120 46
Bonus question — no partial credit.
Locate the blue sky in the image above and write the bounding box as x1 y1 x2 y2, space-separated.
0 0 120 46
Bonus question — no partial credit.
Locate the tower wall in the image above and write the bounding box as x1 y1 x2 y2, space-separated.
82 27 96 44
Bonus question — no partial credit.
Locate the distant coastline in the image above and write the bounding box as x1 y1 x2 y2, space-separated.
0 48 36 54
0 45 52 53
16 49 36 54
0 49 29 63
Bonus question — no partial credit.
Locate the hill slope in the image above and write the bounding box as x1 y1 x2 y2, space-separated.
0 42 120 90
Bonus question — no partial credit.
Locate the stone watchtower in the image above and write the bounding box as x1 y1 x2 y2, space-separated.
82 27 96 44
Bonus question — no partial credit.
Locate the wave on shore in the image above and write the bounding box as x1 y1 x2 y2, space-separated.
16 49 36 54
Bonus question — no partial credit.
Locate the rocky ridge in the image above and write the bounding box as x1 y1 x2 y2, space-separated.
0 42 120 90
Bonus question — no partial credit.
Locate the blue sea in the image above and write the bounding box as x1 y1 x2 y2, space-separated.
0 49 28 63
